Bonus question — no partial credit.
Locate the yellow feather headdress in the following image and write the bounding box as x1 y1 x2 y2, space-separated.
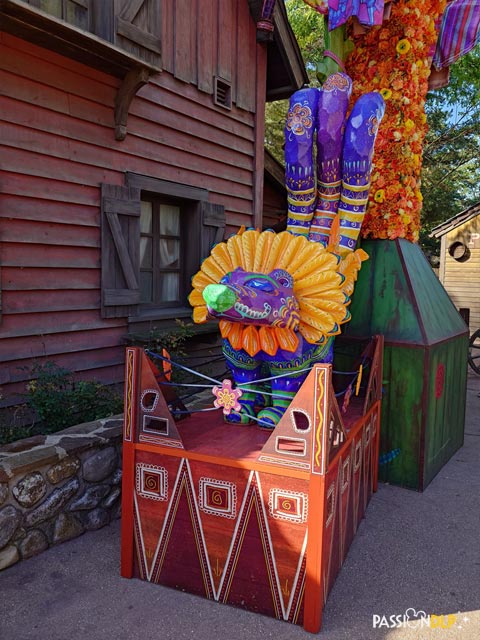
188 229 367 357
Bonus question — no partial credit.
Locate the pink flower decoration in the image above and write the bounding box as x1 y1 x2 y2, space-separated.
212 379 243 415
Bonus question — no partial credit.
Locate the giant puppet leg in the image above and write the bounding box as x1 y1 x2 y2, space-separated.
336 92 385 255
222 341 269 425
308 73 352 245
284 88 319 237
256 338 335 429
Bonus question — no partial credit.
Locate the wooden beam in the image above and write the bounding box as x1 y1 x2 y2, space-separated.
0 0 161 78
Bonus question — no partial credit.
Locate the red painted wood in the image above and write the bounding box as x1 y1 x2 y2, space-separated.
1 242 99 268
0 310 122 340
0 19 264 405
1 329 125 363
2 219 99 248
120 440 136 578
2 267 99 291
0 195 99 227
0 32 119 86
121 351 382 631
0 40 117 105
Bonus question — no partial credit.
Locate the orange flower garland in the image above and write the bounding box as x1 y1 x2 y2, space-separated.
345 0 446 242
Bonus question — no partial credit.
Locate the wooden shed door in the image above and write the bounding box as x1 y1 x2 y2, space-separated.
114 0 162 66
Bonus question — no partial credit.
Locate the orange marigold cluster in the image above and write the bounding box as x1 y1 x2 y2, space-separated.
345 0 446 242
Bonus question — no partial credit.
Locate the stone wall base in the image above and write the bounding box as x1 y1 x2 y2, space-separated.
0 417 123 571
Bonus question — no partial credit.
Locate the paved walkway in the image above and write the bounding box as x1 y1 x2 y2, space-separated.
1 373 479 640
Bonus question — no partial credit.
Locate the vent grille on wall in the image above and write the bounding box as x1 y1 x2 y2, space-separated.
214 77 232 110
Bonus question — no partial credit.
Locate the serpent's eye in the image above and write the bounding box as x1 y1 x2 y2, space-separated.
245 277 276 293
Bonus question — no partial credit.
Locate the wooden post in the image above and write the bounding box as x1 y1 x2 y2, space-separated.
303 473 327 633
253 42 267 229
120 347 139 578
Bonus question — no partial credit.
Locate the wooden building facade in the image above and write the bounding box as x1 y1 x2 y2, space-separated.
0 0 307 411
431 202 480 334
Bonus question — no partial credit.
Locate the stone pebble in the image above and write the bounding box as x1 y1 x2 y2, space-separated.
12 472 47 508
0 505 23 549
46 456 80 484
25 477 80 527
82 447 117 482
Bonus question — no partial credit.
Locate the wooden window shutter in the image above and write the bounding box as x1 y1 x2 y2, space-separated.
200 202 226 261
114 0 162 66
101 183 141 318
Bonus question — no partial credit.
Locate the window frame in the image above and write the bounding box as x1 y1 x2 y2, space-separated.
125 173 209 323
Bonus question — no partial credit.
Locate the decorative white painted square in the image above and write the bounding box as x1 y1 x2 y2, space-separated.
268 489 308 524
365 423 371 446
140 389 159 413
354 440 362 471
198 477 236 519
342 456 351 493
135 463 168 501
325 482 336 528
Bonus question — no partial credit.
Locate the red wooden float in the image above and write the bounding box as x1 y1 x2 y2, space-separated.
121 336 383 633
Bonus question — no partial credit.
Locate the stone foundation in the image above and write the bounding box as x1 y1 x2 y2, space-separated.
0 416 123 571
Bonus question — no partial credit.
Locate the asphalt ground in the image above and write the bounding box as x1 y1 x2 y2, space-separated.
1 371 479 640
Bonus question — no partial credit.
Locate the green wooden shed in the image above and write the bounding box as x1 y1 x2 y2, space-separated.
343 239 468 490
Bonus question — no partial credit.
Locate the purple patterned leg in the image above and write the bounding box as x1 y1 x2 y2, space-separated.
337 92 385 254
284 88 319 237
309 73 352 245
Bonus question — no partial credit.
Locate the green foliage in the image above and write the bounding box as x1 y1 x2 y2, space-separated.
132 320 195 359
26 362 124 434
127 319 196 383
422 47 480 232
285 0 326 79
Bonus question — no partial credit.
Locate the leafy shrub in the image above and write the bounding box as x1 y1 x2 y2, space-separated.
26 362 124 434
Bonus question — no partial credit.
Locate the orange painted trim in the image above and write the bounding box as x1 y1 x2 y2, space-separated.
120 440 136 578
134 442 311 481
303 473 327 633
373 404 381 492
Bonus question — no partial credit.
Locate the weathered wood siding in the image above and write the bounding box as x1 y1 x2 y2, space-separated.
0 0 263 408
439 216 480 333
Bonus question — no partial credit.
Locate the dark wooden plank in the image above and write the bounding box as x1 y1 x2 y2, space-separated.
1 267 99 290
197 0 216 94
1 242 100 268
2 96 254 168
235 0 256 112
0 327 125 362
0 195 99 228
0 40 117 105
217 0 234 83
2 219 100 247
2 289 100 314
1 171 102 204
0 309 123 340
174 0 195 83
1 146 120 188
161 0 174 73
1 32 119 86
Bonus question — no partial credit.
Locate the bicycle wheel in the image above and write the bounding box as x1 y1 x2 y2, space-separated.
468 329 480 375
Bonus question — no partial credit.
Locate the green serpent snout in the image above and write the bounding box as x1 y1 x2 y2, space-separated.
203 284 237 313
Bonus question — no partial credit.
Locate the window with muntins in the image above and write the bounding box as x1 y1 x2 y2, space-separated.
140 198 183 308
